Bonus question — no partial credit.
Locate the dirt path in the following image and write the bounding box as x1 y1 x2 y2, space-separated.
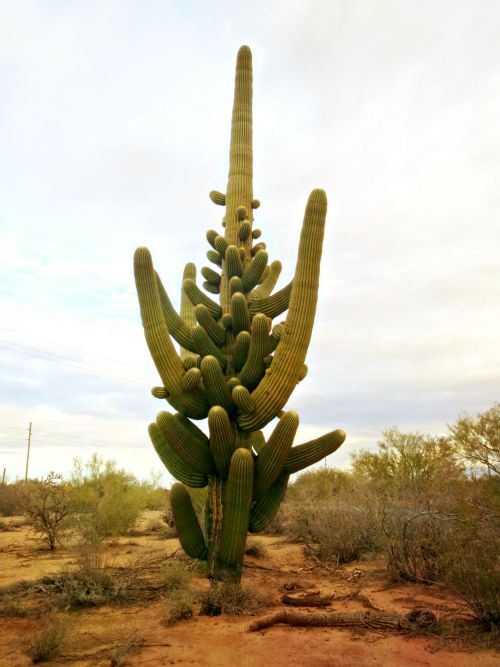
0 518 497 666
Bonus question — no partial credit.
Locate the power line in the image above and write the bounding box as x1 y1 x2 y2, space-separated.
0 326 146 371
0 341 150 386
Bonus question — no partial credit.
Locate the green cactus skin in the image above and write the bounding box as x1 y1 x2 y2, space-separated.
207 249 222 266
157 411 214 474
170 483 207 559
181 367 202 392
194 304 226 346
238 313 271 391
218 448 253 576
134 45 344 583
249 473 289 533
253 411 298 500
209 190 226 205
230 292 251 334
148 423 207 488
239 219 251 242
241 250 268 292
151 386 169 399
232 384 255 414
200 356 234 414
208 406 236 478
232 331 251 371
283 429 346 474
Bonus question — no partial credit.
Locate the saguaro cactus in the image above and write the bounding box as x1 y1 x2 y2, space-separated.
134 46 345 582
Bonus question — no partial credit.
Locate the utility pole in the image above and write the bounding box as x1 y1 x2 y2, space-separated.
25 422 32 482
1 468 5 484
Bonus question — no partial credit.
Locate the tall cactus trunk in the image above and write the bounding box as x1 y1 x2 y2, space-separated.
134 45 346 587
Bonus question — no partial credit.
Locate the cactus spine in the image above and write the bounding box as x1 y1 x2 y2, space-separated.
134 46 345 582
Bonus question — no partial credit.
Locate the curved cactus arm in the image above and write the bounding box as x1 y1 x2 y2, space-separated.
253 411 298 500
194 304 226 346
148 423 208 488
156 411 215 474
170 483 207 559
232 384 255 415
251 260 282 299
181 367 202 392
238 313 271 391
192 325 227 369
248 280 293 318
225 245 244 279
210 190 226 206
183 278 222 319
250 430 266 455
239 190 327 430
231 292 251 334
249 473 289 533
233 331 251 371
218 448 254 573
155 272 196 352
241 250 268 292
200 356 234 414
283 428 346 474
201 266 221 286
134 248 208 419
174 412 209 446
208 406 236 478
179 263 198 364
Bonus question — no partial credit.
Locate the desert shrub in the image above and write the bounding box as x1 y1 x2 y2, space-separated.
199 583 270 616
287 468 355 502
163 561 192 591
441 481 500 629
0 595 28 617
146 516 164 532
0 482 24 516
260 503 291 536
24 617 68 663
245 538 267 557
286 501 381 564
49 568 130 610
70 454 150 566
163 589 194 625
17 473 72 550
382 508 454 582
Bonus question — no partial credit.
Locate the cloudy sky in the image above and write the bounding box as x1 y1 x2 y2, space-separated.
1 0 498 483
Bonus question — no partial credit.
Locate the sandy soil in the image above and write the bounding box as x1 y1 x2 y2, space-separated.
0 514 497 666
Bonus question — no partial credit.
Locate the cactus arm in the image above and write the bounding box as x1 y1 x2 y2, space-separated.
148 423 208 488
181 367 202 392
225 245 244 279
209 190 226 205
156 411 215 474
170 483 207 559
208 406 236 478
193 305 226 346
230 292 251 334
207 249 222 267
253 411 298 499
192 324 227 369
134 248 208 419
250 430 266 455
239 190 327 430
200 356 234 414
183 278 222 319
241 250 268 292
218 448 253 575
155 272 196 352
232 384 255 415
249 473 289 533
250 260 282 299
248 280 293 318
233 330 251 371
283 428 346 474
238 313 270 391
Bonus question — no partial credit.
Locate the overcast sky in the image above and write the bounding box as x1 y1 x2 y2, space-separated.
1 0 498 483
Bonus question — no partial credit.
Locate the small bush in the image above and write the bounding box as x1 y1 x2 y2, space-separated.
0 482 23 517
163 562 192 592
199 583 270 616
286 501 381 564
146 517 164 532
51 568 130 610
163 589 194 626
245 538 267 558
24 618 67 663
0 595 28 617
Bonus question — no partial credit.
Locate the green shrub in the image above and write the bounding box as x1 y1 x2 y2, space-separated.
199 583 270 616
50 568 130 610
163 589 194 625
163 562 192 592
24 618 68 663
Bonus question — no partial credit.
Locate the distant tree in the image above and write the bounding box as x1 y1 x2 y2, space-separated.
70 453 149 566
448 403 500 476
351 428 462 497
19 473 72 550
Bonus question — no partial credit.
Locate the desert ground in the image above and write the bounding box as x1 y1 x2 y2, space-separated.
0 513 497 667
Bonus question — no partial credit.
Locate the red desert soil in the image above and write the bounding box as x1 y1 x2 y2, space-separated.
0 514 497 666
